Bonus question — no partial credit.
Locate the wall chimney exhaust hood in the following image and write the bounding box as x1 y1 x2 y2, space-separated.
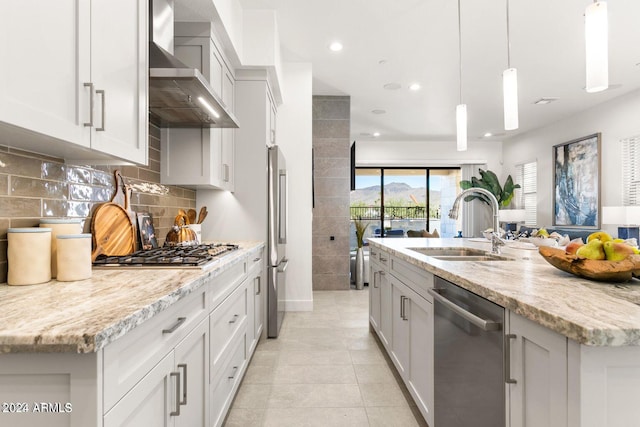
148 0 239 128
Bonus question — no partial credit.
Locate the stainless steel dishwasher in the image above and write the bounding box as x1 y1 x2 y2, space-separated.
428 276 506 427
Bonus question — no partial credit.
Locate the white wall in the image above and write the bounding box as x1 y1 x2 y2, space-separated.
356 139 503 173
277 62 313 310
503 89 640 235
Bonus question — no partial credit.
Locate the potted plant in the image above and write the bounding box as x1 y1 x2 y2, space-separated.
353 218 369 290
460 168 520 208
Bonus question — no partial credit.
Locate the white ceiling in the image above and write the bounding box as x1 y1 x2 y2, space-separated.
201 0 640 143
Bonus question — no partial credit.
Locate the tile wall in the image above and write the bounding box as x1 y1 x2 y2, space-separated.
0 124 196 283
312 96 351 290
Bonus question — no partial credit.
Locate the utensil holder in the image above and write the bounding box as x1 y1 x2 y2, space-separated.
40 218 83 278
7 228 52 285
56 234 92 282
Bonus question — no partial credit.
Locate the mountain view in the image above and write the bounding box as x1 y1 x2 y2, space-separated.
350 182 440 207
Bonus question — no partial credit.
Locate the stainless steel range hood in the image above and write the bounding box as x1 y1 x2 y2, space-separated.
148 0 239 128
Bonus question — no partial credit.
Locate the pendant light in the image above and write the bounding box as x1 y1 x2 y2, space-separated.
503 0 519 130
585 1 608 93
456 0 467 152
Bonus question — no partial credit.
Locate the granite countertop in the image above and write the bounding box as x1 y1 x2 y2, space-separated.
0 241 264 354
369 237 640 347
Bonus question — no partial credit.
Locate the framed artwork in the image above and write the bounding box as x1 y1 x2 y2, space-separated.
137 212 158 250
552 133 601 228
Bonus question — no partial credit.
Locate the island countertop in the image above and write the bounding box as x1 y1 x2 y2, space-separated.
0 241 264 354
368 237 640 347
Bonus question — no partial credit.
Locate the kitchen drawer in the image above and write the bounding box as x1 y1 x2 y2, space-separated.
390 255 434 302
248 249 263 277
211 332 247 427
370 248 390 268
210 258 248 311
103 287 208 412
210 280 248 378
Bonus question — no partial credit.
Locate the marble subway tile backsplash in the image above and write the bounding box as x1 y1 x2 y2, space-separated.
0 127 195 283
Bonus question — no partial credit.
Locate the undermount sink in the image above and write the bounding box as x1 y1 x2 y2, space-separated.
408 247 514 262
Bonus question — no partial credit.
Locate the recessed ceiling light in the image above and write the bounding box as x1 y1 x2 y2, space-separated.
484 132 493 138
383 83 401 90
329 41 343 52
371 109 386 115
373 132 381 137
378 59 387 65
409 83 421 91
533 97 558 105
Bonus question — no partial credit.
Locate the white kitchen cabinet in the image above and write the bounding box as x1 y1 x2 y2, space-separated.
161 23 236 190
508 311 568 427
247 248 265 354
369 262 381 331
390 278 410 378
105 316 209 427
369 248 392 350
104 352 175 427
174 318 209 427
0 0 147 165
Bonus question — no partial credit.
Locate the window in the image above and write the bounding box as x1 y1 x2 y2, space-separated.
622 135 640 206
515 161 537 226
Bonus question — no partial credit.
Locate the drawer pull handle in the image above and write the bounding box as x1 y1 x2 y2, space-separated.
379 271 386 276
228 366 238 380
253 257 261 262
170 371 181 416
229 314 239 324
163 317 187 334
178 363 188 405
95 89 105 131
380 256 388 262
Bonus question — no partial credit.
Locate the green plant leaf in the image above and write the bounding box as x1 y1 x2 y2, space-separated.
460 180 473 190
480 169 502 198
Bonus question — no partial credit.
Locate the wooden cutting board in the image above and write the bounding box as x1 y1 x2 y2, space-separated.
91 202 136 261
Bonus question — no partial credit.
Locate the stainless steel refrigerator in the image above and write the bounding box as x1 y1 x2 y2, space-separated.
267 145 288 338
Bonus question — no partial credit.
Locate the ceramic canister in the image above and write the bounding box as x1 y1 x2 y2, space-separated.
40 218 83 278
7 228 52 286
56 234 92 282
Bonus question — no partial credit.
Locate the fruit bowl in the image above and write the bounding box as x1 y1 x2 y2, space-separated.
538 246 640 282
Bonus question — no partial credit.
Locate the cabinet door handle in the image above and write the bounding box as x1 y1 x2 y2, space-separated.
83 83 94 127
169 371 181 416
228 366 238 380
162 317 187 334
95 89 105 131
229 314 239 324
372 272 379 288
177 363 187 405
256 276 261 295
400 296 406 319
223 164 230 182
371 250 377 257
402 296 409 321
505 334 517 384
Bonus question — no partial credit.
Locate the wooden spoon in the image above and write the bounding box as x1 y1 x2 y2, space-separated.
197 206 208 224
187 209 197 225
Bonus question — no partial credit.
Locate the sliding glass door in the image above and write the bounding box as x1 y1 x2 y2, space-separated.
350 167 460 246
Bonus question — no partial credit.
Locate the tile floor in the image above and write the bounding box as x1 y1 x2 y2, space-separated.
224 288 429 427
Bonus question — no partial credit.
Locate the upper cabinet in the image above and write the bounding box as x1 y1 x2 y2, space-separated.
160 23 236 190
0 0 148 165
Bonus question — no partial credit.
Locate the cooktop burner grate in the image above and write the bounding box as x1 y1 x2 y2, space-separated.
93 243 240 267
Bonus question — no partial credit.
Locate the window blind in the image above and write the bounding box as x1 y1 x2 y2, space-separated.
622 136 640 206
515 161 537 226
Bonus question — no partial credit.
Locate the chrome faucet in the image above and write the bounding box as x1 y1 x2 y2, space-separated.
449 188 504 254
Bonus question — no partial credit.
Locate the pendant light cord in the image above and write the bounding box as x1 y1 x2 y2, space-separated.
458 0 463 103
506 0 511 68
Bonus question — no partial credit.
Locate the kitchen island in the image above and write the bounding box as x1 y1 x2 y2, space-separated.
0 241 265 427
368 237 640 427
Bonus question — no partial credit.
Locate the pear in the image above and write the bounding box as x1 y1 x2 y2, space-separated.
603 241 636 261
576 239 606 260
536 228 549 238
613 238 625 243
587 231 613 243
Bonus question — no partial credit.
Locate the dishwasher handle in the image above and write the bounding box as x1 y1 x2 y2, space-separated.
428 288 502 332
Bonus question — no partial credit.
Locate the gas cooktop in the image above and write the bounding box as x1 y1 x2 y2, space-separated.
93 243 240 268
